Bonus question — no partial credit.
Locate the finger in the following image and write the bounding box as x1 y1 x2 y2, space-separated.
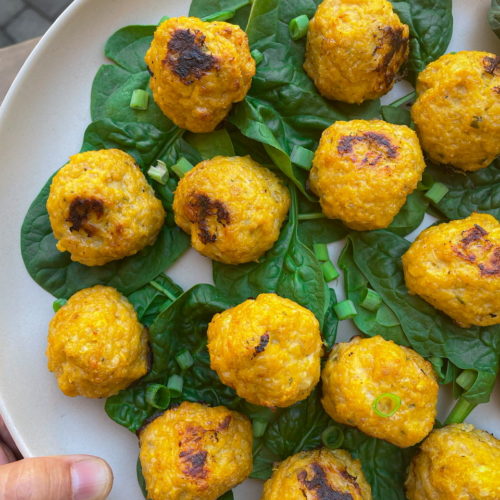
0 442 17 465
0 416 20 458
0 455 113 500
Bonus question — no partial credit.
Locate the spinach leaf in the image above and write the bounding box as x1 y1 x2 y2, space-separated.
488 0 500 39
20 176 189 299
104 25 155 73
346 231 500 405
381 104 413 127
189 0 252 29
105 285 239 432
323 288 340 351
213 187 329 328
426 159 500 220
252 390 414 500
387 190 429 236
127 274 183 327
390 0 453 83
184 129 235 160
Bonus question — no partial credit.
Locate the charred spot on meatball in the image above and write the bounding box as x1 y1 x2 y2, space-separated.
297 463 355 500
180 449 209 479
253 333 270 358
67 197 104 236
377 26 409 84
187 193 231 244
165 29 218 85
483 55 500 75
337 132 399 166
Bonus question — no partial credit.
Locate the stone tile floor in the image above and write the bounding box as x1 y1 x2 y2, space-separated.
0 0 73 48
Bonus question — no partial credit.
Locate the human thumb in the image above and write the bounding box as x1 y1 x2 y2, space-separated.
0 455 113 500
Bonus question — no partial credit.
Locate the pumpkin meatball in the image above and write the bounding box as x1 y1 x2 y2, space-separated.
411 51 500 171
309 120 425 230
139 402 252 500
145 17 255 133
207 293 322 408
173 156 290 264
321 336 438 448
46 285 149 398
262 448 372 500
304 0 409 103
405 423 500 500
402 213 500 327
47 149 165 266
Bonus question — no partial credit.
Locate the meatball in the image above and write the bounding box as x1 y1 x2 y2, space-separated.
309 120 425 231
47 149 165 266
46 285 149 398
145 17 255 133
173 156 290 264
411 51 500 171
262 449 372 500
405 423 500 500
321 336 438 448
207 293 322 408
304 0 409 103
402 213 500 327
139 402 252 500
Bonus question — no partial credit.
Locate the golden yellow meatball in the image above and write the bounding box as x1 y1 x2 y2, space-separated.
321 336 438 448
46 285 149 398
262 449 372 500
145 17 255 133
402 213 500 327
47 149 165 267
405 424 500 500
139 402 252 500
207 293 322 408
309 120 425 230
304 0 409 103
173 156 290 264
411 51 500 171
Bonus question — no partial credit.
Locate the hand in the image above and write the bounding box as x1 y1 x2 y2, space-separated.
0 415 113 500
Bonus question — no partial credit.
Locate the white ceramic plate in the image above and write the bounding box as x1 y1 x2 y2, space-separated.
0 0 498 498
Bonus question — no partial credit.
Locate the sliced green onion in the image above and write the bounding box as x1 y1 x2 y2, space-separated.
445 397 476 425
172 157 194 178
334 300 357 320
372 393 401 418
321 426 344 450
147 160 169 185
322 261 340 282
130 89 149 111
176 350 194 370
289 15 309 40
252 419 268 438
52 298 67 312
313 243 329 262
291 145 314 170
425 182 449 203
159 16 170 24
203 10 235 22
456 369 477 391
145 384 171 409
251 49 264 65
167 375 184 397
360 288 382 312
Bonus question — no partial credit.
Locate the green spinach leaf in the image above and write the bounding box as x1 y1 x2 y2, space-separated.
390 0 453 83
426 159 500 220
20 176 189 299
488 0 500 39
346 231 500 405
213 187 329 328
189 0 252 29
127 274 183 327
387 190 429 236
105 285 239 432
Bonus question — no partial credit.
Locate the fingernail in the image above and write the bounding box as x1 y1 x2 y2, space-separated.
71 457 113 500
